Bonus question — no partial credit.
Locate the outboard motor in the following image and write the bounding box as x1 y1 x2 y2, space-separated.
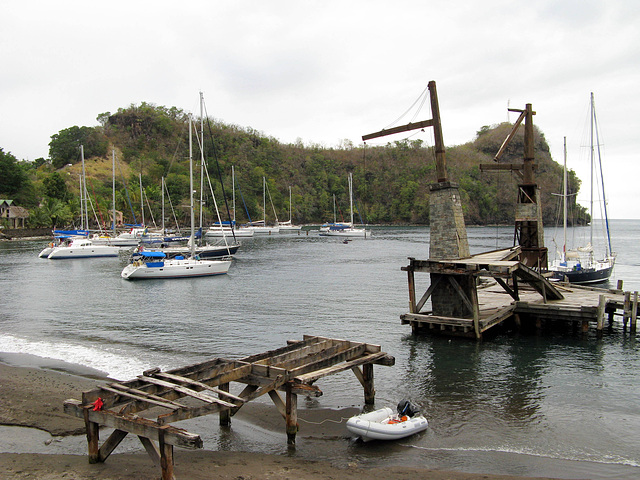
397 399 420 417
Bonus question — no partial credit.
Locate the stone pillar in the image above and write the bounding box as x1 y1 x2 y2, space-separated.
429 181 472 318
428 182 469 260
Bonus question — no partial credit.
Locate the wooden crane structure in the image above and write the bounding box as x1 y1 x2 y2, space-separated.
364 83 562 339
480 103 548 270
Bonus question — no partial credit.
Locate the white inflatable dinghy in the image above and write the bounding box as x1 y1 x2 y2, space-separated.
346 401 428 442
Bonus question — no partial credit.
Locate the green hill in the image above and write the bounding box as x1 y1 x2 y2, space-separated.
3 102 589 229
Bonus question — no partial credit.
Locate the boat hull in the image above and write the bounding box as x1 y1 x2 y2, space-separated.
47 245 120 259
346 407 428 442
319 228 368 238
205 228 254 237
252 226 280 235
121 258 232 280
153 244 240 259
551 263 614 284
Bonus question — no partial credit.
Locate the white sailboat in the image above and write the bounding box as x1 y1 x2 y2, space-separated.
251 176 280 234
206 166 254 237
319 173 369 238
121 115 232 280
278 186 302 233
44 146 121 259
549 93 616 284
47 237 120 259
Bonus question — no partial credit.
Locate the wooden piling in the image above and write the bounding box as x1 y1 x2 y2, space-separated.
219 383 230 426
84 407 100 464
159 428 175 480
623 291 631 328
632 291 638 333
407 266 416 314
596 294 606 332
363 363 375 405
285 384 298 445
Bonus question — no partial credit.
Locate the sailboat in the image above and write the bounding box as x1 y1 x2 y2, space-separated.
250 177 280 234
206 166 254 237
121 115 232 280
44 146 121 259
549 93 616 284
278 186 302 233
319 173 369 238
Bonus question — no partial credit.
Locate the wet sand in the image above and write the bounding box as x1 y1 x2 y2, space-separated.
0 357 561 480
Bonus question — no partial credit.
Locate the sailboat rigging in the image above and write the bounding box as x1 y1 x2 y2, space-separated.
319 173 369 238
121 113 232 280
548 93 616 284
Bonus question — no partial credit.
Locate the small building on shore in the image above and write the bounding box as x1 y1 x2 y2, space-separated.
0 199 29 228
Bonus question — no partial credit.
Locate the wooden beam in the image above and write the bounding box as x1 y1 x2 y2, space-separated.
293 352 394 383
100 384 186 411
252 340 333 367
138 375 236 408
98 429 128 463
154 372 245 404
494 109 526 162
287 344 367 378
268 390 287 419
138 436 161 466
416 274 442 313
64 400 203 449
447 275 475 313
362 119 434 141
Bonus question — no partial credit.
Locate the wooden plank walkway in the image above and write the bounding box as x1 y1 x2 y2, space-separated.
64 336 395 480
401 247 639 338
402 280 638 337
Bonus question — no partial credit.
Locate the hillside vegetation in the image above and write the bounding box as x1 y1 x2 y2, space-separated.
2 102 589 229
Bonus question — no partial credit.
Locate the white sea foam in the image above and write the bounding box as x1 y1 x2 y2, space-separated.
0 333 166 381
398 443 640 468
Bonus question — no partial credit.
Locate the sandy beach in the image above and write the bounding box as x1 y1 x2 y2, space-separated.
0 358 561 480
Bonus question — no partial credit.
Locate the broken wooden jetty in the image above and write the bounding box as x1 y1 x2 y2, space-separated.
401 246 639 338
64 336 394 480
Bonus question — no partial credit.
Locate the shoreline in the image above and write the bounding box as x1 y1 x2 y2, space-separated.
0 355 560 480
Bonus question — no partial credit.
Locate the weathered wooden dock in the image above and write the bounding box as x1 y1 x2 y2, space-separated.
64 336 394 480
401 247 639 338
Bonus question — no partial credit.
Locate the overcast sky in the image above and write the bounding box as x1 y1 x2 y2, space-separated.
2 0 638 218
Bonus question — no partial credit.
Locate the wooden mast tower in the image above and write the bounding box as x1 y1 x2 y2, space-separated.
480 104 548 270
363 80 473 320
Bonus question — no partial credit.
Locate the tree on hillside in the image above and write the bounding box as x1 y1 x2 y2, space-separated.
49 126 108 168
0 147 37 206
43 171 71 201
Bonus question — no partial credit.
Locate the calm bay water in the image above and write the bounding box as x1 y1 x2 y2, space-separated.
1 220 639 479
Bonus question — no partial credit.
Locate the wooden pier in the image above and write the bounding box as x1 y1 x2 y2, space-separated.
401 247 639 338
64 336 394 480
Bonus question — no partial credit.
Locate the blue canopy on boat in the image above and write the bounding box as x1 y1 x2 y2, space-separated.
53 229 89 236
133 251 166 259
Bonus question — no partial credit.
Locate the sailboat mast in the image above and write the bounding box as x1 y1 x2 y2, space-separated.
289 186 292 223
112 149 116 236
161 176 165 234
139 173 145 226
592 94 613 257
78 170 83 230
333 194 336 223
199 91 205 235
349 173 354 226
81 145 88 230
232 166 236 225
562 137 567 263
189 115 195 257
589 92 594 247
263 176 266 225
